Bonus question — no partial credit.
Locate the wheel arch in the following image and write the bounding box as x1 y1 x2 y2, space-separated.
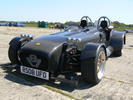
110 30 126 51
9 36 21 48
80 43 106 60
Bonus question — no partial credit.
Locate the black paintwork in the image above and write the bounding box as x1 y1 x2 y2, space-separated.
9 37 21 48
9 17 126 75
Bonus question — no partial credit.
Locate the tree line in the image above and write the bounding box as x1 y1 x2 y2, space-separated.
0 21 133 30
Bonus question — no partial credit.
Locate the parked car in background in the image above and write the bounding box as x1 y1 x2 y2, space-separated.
124 29 133 33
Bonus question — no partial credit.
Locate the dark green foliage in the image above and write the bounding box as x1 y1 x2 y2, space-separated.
112 21 133 31
0 20 133 30
65 21 80 26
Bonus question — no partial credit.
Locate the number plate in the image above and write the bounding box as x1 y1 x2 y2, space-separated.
20 66 49 80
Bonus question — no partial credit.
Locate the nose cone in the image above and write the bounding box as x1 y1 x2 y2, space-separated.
21 35 66 54
19 35 67 72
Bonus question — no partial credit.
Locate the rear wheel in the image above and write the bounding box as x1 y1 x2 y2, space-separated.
81 47 106 84
113 50 122 57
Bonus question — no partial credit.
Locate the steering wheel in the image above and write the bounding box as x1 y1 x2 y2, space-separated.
97 16 111 31
80 16 93 27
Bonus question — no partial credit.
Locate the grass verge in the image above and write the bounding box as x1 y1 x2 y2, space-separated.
25 23 38 27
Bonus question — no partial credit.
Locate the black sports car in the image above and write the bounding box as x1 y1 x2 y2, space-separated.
8 16 126 84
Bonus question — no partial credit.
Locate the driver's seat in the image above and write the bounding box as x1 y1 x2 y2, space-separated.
80 20 87 28
100 20 111 41
100 20 108 29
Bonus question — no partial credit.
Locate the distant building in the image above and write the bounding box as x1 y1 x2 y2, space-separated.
38 21 48 28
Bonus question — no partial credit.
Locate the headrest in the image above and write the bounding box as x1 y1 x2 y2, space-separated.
80 20 87 28
100 21 108 29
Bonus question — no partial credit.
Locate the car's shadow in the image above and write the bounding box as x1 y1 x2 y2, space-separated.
129 45 133 47
0 63 94 92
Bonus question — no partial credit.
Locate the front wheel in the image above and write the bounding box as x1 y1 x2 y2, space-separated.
8 45 20 64
81 47 106 84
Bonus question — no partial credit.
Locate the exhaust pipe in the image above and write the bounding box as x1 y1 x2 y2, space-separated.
106 46 114 57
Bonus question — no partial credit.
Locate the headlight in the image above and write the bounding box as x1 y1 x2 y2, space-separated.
21 34 33 38
67 37 81 45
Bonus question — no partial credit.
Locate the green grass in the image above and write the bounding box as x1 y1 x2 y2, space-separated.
114 27 133 31
25 23 38 27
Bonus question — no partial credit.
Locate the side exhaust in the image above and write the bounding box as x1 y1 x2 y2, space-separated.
106 46 114 57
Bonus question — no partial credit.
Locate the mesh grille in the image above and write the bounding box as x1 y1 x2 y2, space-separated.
19 51 48 70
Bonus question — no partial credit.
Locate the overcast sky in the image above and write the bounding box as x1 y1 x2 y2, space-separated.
0 0 132 24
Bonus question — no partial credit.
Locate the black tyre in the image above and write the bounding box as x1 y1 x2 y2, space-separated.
113 50 122 57
8 45 20 64
81 47 106 84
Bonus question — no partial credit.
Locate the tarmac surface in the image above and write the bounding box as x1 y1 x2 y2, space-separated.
0 27 133 100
